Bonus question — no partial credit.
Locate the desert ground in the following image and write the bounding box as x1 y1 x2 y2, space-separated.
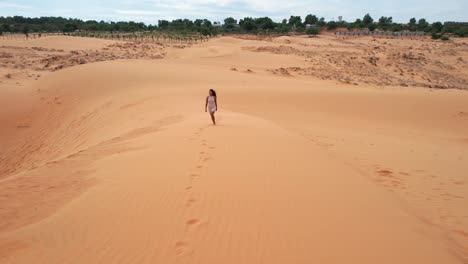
0 34 467 263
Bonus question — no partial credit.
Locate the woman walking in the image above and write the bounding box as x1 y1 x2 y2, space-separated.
205 89 218 125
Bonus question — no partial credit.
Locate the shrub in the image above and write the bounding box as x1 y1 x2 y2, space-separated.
306 27 320 35
441 35 449 41
431 33 441 39
326 21 337 30
454 28 466 37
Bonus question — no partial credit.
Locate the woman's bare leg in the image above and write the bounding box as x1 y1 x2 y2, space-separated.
210 113 216 125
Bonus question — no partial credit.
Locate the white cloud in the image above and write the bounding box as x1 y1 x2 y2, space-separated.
116 10 161 15
0 2 31 9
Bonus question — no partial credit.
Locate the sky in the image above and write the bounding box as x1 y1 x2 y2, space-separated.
0 0 467 24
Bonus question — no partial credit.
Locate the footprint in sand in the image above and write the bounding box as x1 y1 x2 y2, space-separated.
195 128 205 136
186 218 200 226
374 169 406 189
189 174 199 180
174 241 191 256
452 229 468 238
186 198 196 207
376 169 393 176
194 129 203 136
175 241 186 247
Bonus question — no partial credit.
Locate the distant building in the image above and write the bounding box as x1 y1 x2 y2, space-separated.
305 24 320 29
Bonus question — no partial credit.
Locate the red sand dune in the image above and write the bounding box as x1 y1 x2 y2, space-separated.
0 35 467 263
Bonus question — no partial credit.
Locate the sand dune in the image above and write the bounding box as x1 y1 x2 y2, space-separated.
0 35 467 263
0 36 166 89
2 35 118 51
243 36 468 89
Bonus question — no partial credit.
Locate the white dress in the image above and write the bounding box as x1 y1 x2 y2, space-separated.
207 96 217 113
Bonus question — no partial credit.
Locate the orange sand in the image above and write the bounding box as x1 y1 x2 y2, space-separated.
0 35 467 263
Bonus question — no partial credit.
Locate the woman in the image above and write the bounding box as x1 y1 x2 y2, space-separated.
205 89 218 125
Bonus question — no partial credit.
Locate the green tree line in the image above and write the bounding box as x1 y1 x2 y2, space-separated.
0 14 466 37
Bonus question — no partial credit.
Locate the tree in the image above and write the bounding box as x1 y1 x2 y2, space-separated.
288 16 303 29
279 20 290 32
2 14 467 39
200 27 210 36
202 19 212 27
256 17 275 31
327 21 337 30
317 17 326 27
158 20 169 30
306 27 320 35
63 23 78 32
224 17 236 25
363 13 373 26
223 17 237 31
238 17 278 32
354 18 363 28
194 19 203 27
454 28 467 37
378 16 392 30
378 16 386 28
390 23 402 32
346 23 355 30
431 22 443 33
417 18 429 31
336 20 347 28
305 14 318 25
22 25 29 35
198 19 215 35
239 17 256 32
1 23 9 33
408 18 417 31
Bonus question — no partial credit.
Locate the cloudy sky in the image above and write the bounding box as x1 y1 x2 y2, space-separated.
0 0 466 24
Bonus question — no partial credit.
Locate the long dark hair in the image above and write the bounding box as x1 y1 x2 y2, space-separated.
209 89 217 97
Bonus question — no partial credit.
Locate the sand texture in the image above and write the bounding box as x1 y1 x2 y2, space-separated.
1 35 467 263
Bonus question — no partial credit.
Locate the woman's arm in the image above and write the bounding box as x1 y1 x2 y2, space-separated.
215 96 218 109
205 96 208 112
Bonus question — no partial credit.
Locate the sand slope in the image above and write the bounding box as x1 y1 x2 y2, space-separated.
0 36 467 263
